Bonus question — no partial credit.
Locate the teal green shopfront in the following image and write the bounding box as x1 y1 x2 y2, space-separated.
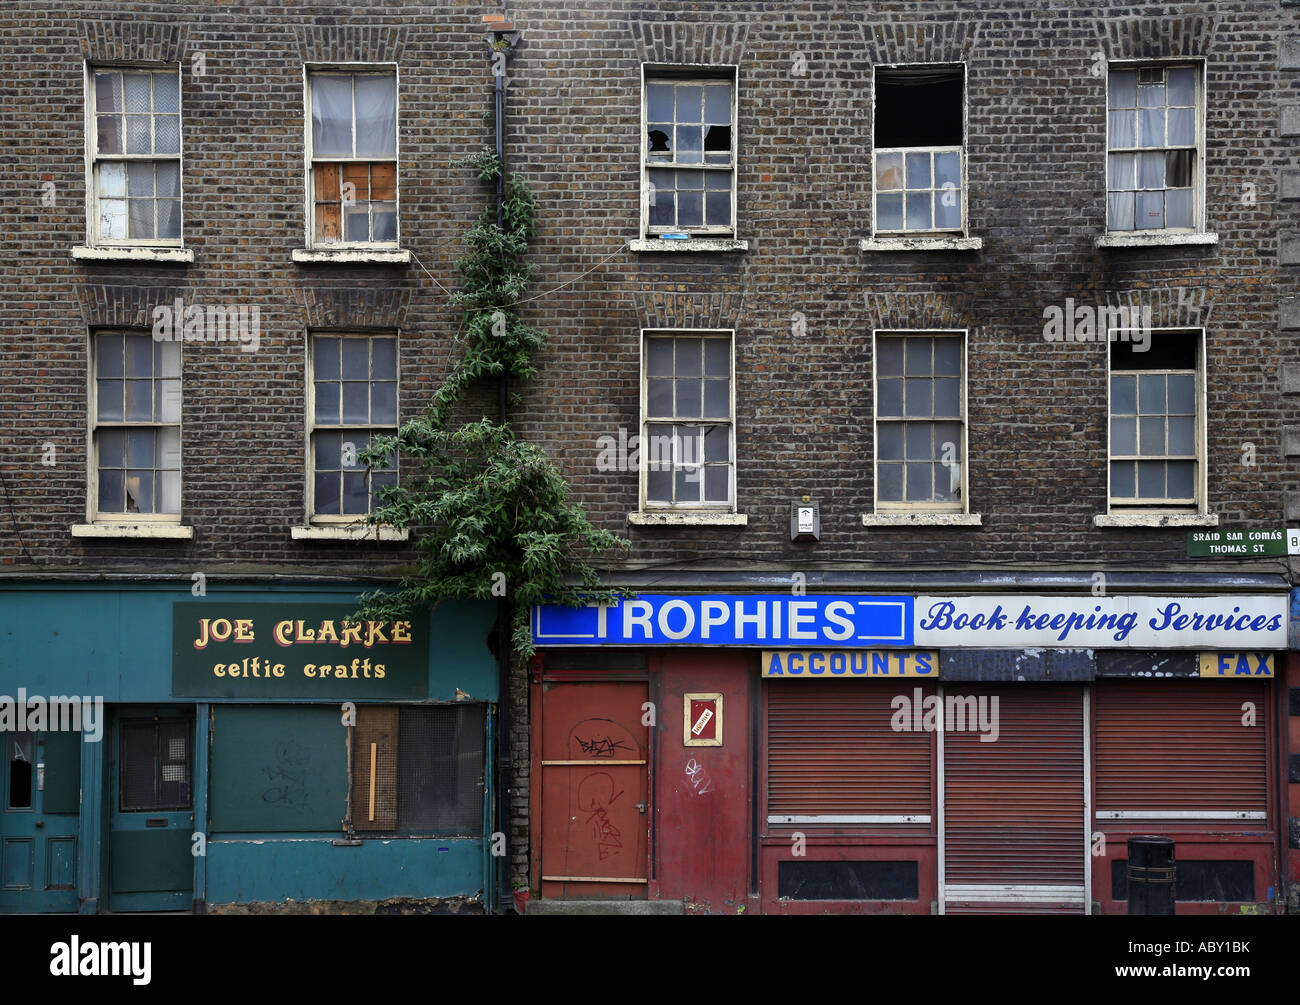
0 583 498 914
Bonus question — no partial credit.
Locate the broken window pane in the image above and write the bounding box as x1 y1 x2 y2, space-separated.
7 733 34 810
703 124 730 159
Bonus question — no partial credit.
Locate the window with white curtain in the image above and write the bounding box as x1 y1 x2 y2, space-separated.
306 69 398 247
1106 64 1202 232
88 66 182 246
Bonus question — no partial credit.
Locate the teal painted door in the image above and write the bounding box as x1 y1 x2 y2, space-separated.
0 730 81 912
108 708 195 912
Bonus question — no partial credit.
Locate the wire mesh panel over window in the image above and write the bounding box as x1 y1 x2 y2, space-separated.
119 719 191 812
352 705 398 831
396 705 484 836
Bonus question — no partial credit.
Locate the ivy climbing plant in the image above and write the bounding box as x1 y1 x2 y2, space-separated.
354 149 629 658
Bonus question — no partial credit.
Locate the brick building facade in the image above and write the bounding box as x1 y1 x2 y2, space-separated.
0 1 1298 914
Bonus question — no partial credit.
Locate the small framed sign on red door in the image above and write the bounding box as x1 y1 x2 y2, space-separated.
684 693 722 746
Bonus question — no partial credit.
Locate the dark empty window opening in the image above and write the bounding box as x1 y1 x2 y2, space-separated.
874 70 963 148
7 731 35 809
873 69 965 235
778 859 920 901
1111 858 1255 903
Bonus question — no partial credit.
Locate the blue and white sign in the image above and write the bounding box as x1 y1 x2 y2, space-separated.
531 593 1288 649
912 595 1287 649
531 594 912 647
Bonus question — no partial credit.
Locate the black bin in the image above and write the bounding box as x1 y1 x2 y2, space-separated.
1127 836 1175 915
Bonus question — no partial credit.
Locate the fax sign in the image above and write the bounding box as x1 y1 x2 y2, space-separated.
1197 652 1274 678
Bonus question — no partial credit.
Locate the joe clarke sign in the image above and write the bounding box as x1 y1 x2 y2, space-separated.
531 593 1288 649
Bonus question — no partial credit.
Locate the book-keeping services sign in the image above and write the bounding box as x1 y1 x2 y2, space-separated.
172 604 429 699
531 594 1287 649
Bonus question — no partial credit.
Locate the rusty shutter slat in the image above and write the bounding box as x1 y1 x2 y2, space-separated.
767 682 932 815
1094 681 1267 814
944 686 1085 886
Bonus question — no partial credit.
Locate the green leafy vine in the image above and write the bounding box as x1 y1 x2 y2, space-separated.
354 148 629 657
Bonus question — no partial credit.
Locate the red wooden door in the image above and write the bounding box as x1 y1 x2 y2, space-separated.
540 682 649 899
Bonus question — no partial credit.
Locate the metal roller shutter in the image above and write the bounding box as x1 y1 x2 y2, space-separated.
943 685 1085 913
767 682 933 824
1094 681 1267 820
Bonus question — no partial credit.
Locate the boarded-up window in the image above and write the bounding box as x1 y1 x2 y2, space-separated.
308 71 398 245
209 705 348 834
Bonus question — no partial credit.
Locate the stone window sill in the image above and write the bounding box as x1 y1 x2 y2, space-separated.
71 523 194 539
627 238 749 253
1094 232 1218 249
862 512 982 527
72 245 193 264
858 236 982 252
292 248 411 265
291 524 410 542
1094 512 1219 528
628 511 749 526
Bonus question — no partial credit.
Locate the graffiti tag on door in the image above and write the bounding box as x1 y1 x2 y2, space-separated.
684 757 715 796
577 772 623 860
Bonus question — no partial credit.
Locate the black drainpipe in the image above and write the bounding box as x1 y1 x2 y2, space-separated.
489 17 517 915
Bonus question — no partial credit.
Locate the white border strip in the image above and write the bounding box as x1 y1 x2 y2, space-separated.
1096 810 1265 820
943 884 1086 904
